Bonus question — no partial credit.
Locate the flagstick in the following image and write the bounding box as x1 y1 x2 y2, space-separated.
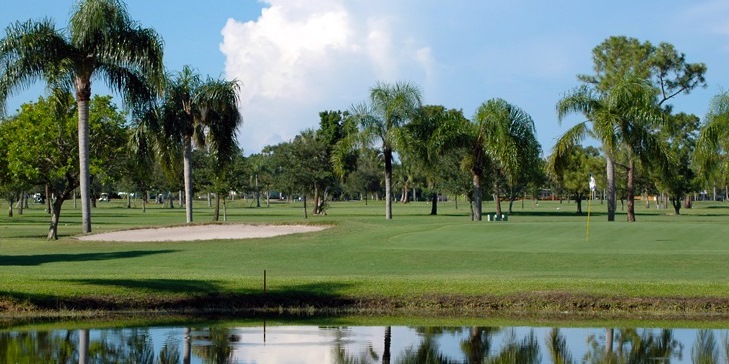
587 174 596 242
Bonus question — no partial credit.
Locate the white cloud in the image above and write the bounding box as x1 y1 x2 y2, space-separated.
220 0 436 154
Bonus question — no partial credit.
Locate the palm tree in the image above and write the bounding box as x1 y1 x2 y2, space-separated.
403 105 469 215
459 99 539 220
693 329 720 364
696 92 729 189
546 328 574 364
0 0 164 233
155 66 242 223
350 81 422 220
474 99 541 217
556 75 662 222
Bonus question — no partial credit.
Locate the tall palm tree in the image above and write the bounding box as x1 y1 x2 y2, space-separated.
474 99 540 217
156 66 242 223
350 81 422 220
555 75 662 222
0 0 164 233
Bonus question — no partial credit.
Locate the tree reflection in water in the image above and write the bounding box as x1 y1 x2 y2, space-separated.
547 328 574 364
190 327 235 364
584 328 683 363
6 325 729 363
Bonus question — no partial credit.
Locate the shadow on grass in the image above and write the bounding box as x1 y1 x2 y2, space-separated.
1 279 357 312
0 250 179 266
500 210 608 217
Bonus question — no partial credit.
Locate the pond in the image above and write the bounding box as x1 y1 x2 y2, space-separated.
2 322 728 363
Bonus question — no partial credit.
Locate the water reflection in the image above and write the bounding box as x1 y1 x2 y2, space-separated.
2 324 729 363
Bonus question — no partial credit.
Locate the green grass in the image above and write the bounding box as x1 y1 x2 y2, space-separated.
2 197 729 318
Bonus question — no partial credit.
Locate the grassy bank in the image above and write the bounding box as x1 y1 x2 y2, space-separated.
2 197 729 319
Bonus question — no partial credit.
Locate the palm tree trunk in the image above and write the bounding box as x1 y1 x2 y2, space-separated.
605 328 614 359
77 97 92 233
472 172 482 221
606 155 616 221
78 329 89 364
183 327 191 364
383 326 392 364
183 135 194 223
627 159 636 222
384 148 393 220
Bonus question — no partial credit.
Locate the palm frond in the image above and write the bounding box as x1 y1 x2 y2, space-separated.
547 122 589 176
556 85 599 122
69 0 131 48
0 19 72 115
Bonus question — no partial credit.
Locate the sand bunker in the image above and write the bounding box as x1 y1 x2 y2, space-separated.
77 224 327 242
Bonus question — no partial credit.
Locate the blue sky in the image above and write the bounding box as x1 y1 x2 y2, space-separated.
2 0 729 155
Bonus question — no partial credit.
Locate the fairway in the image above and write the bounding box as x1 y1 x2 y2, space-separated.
2 198 729 317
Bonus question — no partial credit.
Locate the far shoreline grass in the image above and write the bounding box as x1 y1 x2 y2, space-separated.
2 198 729 324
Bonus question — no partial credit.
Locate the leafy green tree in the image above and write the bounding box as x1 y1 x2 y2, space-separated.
349 81 423 220
315 110 355 214
547 145 604 214
579 36 706 107
342 147 383 204
0 94 127 239
290 129 332 217
0 0 164 233
152 65 242 223
0 134 31 217
652 113 700 214
194 147 246 221
246 152 269 207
